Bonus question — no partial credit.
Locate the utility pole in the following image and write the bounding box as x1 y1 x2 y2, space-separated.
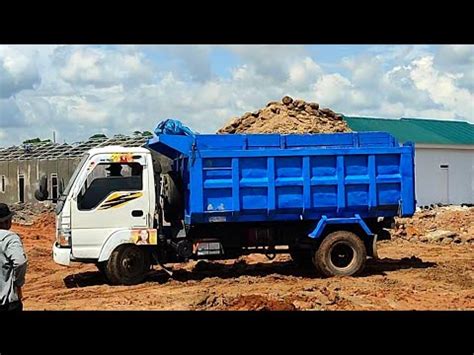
53 131 56 143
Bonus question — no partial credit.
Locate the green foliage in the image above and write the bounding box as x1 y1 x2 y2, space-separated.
22 138 52 144
89 133 107 139
133 130 153 137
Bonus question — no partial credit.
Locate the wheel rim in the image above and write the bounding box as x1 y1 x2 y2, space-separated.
121 247 144 277
329 242 355 269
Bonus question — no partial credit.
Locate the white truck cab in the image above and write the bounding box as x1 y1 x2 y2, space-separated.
46 146 160 284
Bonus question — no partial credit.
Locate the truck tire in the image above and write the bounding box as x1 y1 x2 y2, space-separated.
162 171 184 222
104 245 150 285
289 244 313 268
96 262 106 275
313 231 366 277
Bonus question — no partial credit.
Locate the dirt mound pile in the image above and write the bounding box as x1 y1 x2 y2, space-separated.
225 294 296 311
33 212 56 232
11 202 55 226
393 205 474 245
218 96 351 134
195 292 296 311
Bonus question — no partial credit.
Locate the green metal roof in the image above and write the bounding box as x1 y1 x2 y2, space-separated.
343 116 474 145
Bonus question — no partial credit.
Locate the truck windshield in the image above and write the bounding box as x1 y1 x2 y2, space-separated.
55 154 89 215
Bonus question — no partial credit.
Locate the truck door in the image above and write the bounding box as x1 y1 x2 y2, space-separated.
70 154 149 259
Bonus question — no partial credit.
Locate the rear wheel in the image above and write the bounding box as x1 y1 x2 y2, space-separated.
104 245 150 285
313 231 366 277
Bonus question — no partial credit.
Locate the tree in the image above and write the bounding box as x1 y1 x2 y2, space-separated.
90 133 107 139
22 138 52 144
132 130 153 137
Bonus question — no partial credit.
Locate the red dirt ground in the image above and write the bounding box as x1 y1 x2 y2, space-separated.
13 212 474 310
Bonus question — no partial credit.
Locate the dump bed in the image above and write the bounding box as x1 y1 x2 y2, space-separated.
147 130 415 225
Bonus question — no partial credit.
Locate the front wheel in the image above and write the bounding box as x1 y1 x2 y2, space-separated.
96 262 107 275
313 231 366 277
104 245 150 285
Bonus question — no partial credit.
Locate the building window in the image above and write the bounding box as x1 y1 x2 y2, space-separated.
51 173 59 200
18 174 25 203
1 175 5 193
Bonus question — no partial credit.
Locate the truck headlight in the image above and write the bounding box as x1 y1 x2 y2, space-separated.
57 228 71 247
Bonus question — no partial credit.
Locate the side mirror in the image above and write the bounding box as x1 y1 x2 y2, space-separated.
35 175 49 201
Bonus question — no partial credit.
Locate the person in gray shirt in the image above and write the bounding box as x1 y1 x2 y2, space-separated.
0 203 27 312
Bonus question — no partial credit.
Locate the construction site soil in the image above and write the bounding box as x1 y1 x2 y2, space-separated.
14 207 474 311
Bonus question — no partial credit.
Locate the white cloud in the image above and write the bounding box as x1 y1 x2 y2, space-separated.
0 98 27 127
367 45 433 64
313 73 352 107
382 65 434 109
436 45 473 66
228 45 308 82
162 46 212 82
0 46 41 98
288 57 322 88
342 55 384 89
0 45 473 147
404 108 457 120
377 102 405 118
57 46 154 88
409 56 473 119
435 45 474 91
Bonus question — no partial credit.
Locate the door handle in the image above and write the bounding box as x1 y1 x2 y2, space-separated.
132 210 144 217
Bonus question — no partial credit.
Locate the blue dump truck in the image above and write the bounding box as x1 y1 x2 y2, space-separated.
44 119 416 285
147 120 416 278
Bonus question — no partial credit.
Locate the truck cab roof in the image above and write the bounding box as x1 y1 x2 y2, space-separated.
87 146 150 156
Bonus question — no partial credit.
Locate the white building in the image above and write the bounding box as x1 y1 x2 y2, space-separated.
345 116 474 207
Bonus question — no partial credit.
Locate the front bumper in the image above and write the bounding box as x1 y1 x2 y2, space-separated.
53 242 71 266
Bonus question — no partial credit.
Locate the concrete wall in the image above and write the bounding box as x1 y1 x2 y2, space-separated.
0 158 81 204
0 160 15 204
415 146 474 206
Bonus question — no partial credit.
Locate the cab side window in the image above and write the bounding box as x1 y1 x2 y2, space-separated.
78 162 143 210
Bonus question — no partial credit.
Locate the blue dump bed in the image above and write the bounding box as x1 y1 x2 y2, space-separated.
148 131 415 225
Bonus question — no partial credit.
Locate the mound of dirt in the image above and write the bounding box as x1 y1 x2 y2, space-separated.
218 96 350 134
11 202 55 226
393 205 474 245
197 293 297 311
225 294 296 311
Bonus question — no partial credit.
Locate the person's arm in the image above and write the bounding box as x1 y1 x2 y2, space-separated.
5 233 28 289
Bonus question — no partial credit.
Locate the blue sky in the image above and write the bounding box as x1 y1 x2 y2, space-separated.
0 45 472 146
